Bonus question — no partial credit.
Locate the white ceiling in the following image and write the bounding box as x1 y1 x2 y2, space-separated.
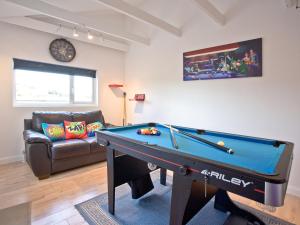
0 0 36 17
0 0 291 52
42 0 146 13
43 0 110 12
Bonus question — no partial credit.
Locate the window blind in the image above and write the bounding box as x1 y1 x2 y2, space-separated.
13 58 96 78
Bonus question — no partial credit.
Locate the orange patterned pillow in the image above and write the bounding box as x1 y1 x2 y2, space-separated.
87 121 104 137
64 121 87 139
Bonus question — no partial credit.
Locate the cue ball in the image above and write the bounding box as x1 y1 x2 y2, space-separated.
217 141 225 146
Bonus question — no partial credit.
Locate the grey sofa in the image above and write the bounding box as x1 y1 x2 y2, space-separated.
23 110 108 179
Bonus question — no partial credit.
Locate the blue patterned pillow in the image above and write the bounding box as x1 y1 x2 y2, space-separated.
42 123 65 141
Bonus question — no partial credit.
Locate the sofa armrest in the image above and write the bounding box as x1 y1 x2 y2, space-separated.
24 130 52 179
25 142 51 179
24 119 32 130
23 130 52 146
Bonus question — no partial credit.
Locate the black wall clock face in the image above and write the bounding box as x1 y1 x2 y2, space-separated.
49 38 76 62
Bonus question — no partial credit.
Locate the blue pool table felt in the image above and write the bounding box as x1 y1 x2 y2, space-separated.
105 124 285 175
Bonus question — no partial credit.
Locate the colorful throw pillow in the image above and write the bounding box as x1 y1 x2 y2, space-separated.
64 121 87 139
87 121 104 137
41 123 65 141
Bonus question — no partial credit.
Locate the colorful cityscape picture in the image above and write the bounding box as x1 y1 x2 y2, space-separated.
183 38 262 81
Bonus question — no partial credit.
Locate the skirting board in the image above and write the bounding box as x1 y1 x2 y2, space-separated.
0 155 24 165
287 185 300 198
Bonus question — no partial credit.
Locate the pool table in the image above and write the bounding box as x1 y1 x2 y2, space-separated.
96 123 293 225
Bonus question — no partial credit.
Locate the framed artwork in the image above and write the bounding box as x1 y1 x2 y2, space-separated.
183 38 262 81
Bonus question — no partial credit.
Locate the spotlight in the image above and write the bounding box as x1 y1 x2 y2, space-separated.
87 31 93 40
56 24 62 33
73 27 79 37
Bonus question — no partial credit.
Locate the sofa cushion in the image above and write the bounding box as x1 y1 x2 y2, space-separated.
72 111 105 125
32 112 72 133
42 123 66 141
87 121 104 137
64 121 87 139
52 139 90 160
83 137 106 153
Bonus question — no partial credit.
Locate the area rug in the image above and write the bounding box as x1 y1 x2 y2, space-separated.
75 172 294 225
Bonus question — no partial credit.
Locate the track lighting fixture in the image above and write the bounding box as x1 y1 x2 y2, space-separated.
87 31 94 40
73 27 79 37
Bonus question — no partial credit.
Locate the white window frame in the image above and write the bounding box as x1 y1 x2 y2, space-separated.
13 69 98 108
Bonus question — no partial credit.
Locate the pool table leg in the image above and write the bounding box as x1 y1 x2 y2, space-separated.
107 148 115 215
169 172 193 225
169 173 218 225
214 189 265 225
160 168 167 186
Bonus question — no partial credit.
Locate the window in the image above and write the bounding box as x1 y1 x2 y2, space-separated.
13 59 97 107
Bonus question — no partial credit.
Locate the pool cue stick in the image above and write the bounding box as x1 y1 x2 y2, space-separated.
122 92 127 126
169 125 179 149
161 124 234 154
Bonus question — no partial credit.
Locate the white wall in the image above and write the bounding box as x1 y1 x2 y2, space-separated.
125 0 300 195
0 22 125 164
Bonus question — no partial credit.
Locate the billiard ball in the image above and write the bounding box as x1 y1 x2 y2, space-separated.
217 141 225 146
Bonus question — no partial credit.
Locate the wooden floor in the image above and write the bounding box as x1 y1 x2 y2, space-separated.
0 161 299 225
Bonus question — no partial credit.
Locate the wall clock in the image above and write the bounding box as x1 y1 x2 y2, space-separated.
49 38 76 62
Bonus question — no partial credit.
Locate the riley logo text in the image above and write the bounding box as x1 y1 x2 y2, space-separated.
201 170 253 188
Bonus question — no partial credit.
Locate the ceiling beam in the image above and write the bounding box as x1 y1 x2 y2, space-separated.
0 17 129 52
6 0 150 45
94 0 181 37
193 0 226 26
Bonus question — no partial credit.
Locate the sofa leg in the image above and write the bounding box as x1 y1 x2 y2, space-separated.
38 175 50 180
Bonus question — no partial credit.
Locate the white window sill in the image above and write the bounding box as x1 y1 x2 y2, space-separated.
13 103 98 108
